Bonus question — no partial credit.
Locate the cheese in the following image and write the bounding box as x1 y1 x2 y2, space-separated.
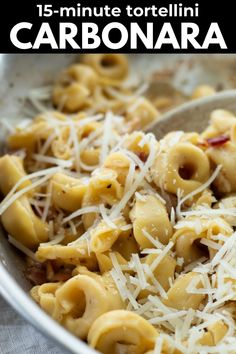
142 229 165 250
125 161 136 193
110 134 157 218
211 232 236 268
150 241 174 272
143 263 167 299
41 182 52 222
129 254 148 290
39 132 57 155
176 165 222 219
62 205 100 224
8 235 37 260
181 309 195 340
127 97 145 113
39 234 65 246
32 154 73 168
149 311 187 325
119 149 144 170
200 238 221 250
26 86 52 113
69 120 81 172
99 111 113 164
153 335 164 354
99 204 117 229
0 166 61 215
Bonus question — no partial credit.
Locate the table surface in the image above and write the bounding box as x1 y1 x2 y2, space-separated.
0 295 66 354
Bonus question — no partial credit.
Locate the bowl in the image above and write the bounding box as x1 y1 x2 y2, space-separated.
1 53 236 353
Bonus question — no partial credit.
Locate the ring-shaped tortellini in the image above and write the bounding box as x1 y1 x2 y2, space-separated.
141 253 176 294
36 241 97 269
215 194 236 226
151 142 210 196
92 86 126 114
56 271 124 339
125 98 160 131
88 310 158 354
163 272 205 310
53 83 90 113
90 217 129 253
30 282 63 321
112 233 139 261
207 142 236 193
174 230 208 266
0 155 31 195
201 109 236 140
63 64 99 91
123 131 151 158
130 195 173 249
198 320 228 346
125 98 159 129
191 85 216 100
7 114 56 151
1 196 48 249
81 54 129 81
104 152 130 186
52 64 98 112
82 169 123 229
173 217 233 265
51 173 88 212
96 251 127 274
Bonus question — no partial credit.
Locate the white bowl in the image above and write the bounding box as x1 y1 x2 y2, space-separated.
1 53 236 353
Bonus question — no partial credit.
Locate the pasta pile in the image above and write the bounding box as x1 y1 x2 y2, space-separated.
0 55 235 354
51 53 160 131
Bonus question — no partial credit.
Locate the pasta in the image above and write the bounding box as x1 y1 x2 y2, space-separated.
1 54 236 354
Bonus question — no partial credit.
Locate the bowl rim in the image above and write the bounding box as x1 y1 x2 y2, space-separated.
0 262 98 354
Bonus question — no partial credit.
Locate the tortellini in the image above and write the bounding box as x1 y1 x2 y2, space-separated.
125 98 160 130
130 195 173 248
56 270 124 339
88 310 158 354
173 217 233 265
30 282 63 321
198 320 228 346
81 54 129 81
0 155 31 195
1 196 49 249
163 272 205 310
151 142 210 196
90 217 128 253
207 142 236 193
51 173 87 212
142 253 176 292
36 242 97 269
52 64 98 112
82 169 123 229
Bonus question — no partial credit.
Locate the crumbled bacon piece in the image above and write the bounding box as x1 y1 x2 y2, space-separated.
50 269 72 282
137 151 148 162
25 262 47 285
206 135 230 147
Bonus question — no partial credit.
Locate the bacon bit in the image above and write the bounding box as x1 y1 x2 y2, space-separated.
136 151 148 162
197 140 209 148
206 135 230 147
50 270 72 282
26 260 73 285
25 262 47 285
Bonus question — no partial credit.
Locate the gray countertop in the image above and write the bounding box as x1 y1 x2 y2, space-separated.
0 295 65 354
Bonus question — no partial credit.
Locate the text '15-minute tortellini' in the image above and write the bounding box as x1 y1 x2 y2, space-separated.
0 54 236 354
